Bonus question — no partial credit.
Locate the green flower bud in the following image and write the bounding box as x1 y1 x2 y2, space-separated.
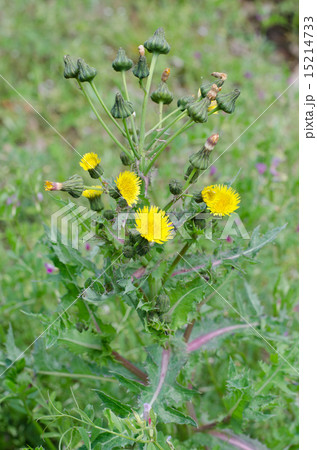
193 191 203 203
133 55 150 79
193 216 206 230
63 55 79 79
118 197 128 208
200 79 224 97
187 97 210 123
60 174 84 198
82 188 104 212
77 58 97 82
169 179 183 195
108 185 121 199
112 48 133 72
156 294 170 314
216 89 240 114
123 245 135 259
135 236 150 256
144 28 171 54
151 82 173 105
177 96 195 111
189 134 219 170
103 209 115 220
120 151 133 166
111 92 134 119
184 165 200 183
89 164 103 179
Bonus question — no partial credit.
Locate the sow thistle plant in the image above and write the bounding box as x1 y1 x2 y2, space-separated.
38 28 287 449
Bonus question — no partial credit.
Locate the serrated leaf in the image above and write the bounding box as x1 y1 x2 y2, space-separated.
94 390 132 417
58 329 103 352
161 404 197 427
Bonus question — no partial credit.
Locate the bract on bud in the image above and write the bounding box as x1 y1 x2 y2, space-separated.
120 151 133 166
156 294 170 313
177 96 195 111
216 89 241 114
61 174 84 198
193 191 204 203
169 179 183 195
103 209 115 220
187 97 210 123
63 55 79 79
112 48 133 72
108 185 121 199
82 187 104 211
189 134 219 170
151 82 173 105
77 58 97 82
144 28 170 54
111 92 134 119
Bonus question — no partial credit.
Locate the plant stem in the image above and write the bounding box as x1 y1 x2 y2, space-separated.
121 71 139 145
145 107 181 137
90 81 125 135
139 52 159 156
23 399 56 450
146 110 187 153
123 118 139 158
78 81 132 159
162 241 193 286
112 351 148 385
145 118 193 175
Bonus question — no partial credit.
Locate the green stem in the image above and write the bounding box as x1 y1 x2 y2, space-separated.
90 81 125 136
145 107 181 137
23 399 56 450
145 119 193 175
78 81 133 159
146 110 187 153
123 118 139 158
121 71 139 145
162 241 193 286
139 52 159 156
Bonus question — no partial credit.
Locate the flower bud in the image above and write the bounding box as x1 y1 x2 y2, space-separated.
184 165 200 183
169 179 183 195
132 50 150 80
216 89 240 114
111 92 134 119
61 174 84 198
151 82 173 105
77 58 97 82
63 55 79 79
187 97 210 123
112 48 133 72
156 294 170 313
135 236 150 256
108 185 121 199
80 152 104 179
177 96 195 111
123 244 135 259
103 209 115 220
144 28 170 54
189 134 219 170
193 216 206 230
193 191 203 203
118 197 128 208
120 151 133 166
82 187 104 211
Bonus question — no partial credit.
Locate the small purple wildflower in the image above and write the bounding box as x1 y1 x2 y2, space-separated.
226 235 233 243
37 193 44 202
6 194 18 206
45 263 56 274
244 71 253 79
210 166 217 176
143 403 151 422
270 157 281 176
85 242 91 251
194 51 201 60
256 162 267 175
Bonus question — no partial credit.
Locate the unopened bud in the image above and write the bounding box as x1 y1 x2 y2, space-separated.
216 89 241 114
161 68 171 82
187 97 210 123
111 92 134 119
143 403 151 421
77 58 97 82
206 84 220 101
144 27 171 55
112 48 133 72
169 179 183 195
133 51 149 80
63 55 79 79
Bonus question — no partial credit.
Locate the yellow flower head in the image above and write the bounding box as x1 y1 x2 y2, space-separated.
135 205 174 244
208 100 219 114
82 186 103 198
80 152 101 171
115 171 141 207
44 181 62 191
202 184 240 217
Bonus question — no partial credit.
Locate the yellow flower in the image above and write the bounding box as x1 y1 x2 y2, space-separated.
115 171 141 207
135 205 174 244
208 100 219 114
44 181 62 191
202 184 240 217
80 152 101 171
82 186 103 198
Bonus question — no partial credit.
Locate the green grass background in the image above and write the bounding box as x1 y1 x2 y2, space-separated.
0 0 298 447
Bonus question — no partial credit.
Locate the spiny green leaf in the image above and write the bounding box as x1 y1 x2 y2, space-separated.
94 390 132 416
